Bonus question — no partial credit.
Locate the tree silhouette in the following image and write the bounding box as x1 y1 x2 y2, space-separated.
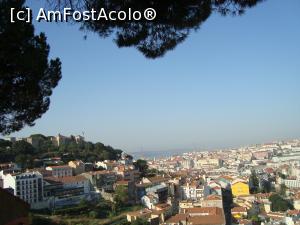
0 0 62 135
1 0 265 134
48 0 264 58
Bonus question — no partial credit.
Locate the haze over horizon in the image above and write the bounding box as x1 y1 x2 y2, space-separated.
4 0 300 152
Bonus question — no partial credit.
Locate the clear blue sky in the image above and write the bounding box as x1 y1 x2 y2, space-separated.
10 0 300 152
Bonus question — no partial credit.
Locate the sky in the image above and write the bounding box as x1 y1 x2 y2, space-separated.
7 0 300 152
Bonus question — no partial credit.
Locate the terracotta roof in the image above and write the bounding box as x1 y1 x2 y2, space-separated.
45 175 87 184
185 207 223 216
205 195 222 201
287 210 300 216
88 170 115 175
47 165 71 169
264 168 274 173
267 212 285 220
231 207 247 213
147 176 168 183
165 214 188 223
255 193 272 199
155 203 171 211
188 215 225 225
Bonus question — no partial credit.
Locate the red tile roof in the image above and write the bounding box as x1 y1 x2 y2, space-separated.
205 195 222 201
45 175 87 184
188 215 225 225
231 207 247 213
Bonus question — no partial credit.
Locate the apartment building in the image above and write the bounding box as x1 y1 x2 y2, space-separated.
46 165 73 177
1 171 43 206
115 166 140 182
44 175 91 208
180 182 204 201
202 195 223 208
280 177 300 188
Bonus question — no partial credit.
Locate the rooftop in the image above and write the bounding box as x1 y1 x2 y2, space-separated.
45 175 87 184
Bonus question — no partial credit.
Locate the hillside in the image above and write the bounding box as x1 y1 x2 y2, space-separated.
0 134 127 169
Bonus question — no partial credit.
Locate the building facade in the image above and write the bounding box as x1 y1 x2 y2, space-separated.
1 171 43 206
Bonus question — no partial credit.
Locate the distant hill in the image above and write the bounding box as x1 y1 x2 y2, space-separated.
0 134 128 169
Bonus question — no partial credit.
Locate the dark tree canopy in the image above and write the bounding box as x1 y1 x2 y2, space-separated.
48 0 264 58
0 136 125 167
133 159 149 177
0 0 265 135
249 170 260 194
0 0 62 135
269 194 293 212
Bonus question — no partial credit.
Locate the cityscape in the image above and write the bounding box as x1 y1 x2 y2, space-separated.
1 134 300 225
1 0 300 225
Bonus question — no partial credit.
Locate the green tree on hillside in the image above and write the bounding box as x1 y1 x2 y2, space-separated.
134 159 149 177
249 170 260 194
113 185 129 212
12 141 36 155
0 137 126 164
269 194 293 212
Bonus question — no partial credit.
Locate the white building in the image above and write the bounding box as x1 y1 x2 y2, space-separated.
141 193 159 209
1 171 44 207
182 159 194 169
46 165 72 177
44 175 91 209
280 178 300 188
95 161 118 170
180 183 204 201
195 158 222 169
